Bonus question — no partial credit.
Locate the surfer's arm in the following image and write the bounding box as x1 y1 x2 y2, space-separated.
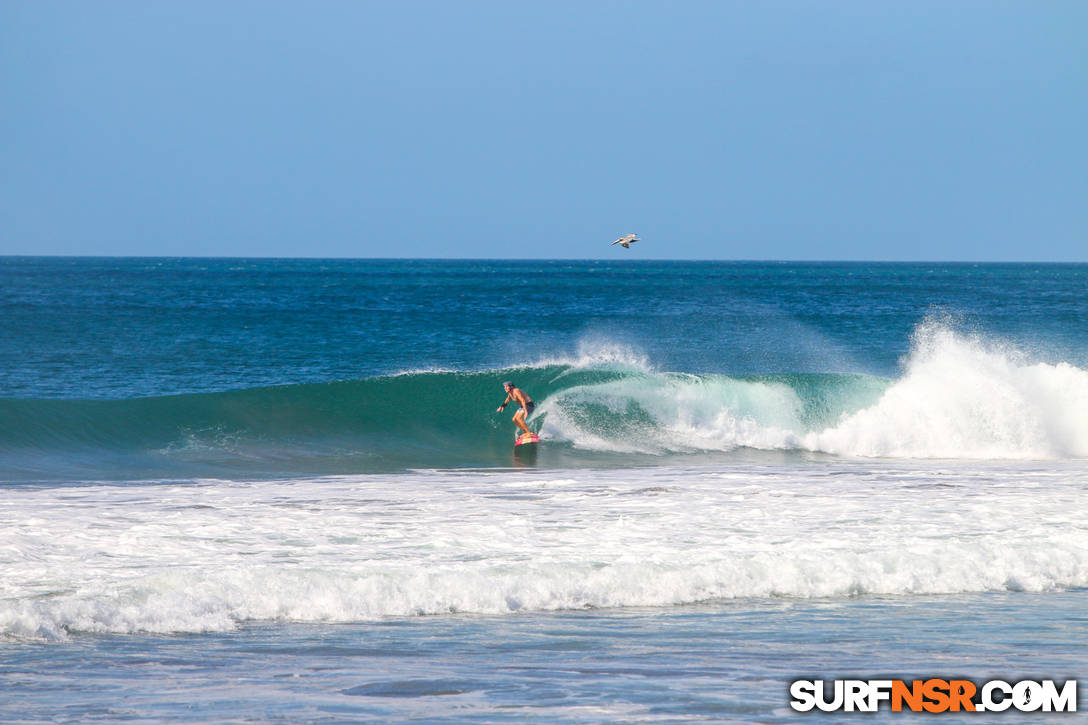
497 393 512 412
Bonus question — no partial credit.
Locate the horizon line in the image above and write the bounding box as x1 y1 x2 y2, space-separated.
2 254 1086 265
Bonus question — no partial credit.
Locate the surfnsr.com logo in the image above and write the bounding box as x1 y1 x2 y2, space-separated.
789 679 1077 713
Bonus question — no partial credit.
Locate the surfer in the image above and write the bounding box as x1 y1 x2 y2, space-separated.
497 381 535 437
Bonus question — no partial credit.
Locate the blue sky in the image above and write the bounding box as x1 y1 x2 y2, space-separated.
2 1 1085 260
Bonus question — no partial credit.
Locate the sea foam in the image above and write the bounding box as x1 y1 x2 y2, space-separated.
807 322 1088 458
3 464 1088 639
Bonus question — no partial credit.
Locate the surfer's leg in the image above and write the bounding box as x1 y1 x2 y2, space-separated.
512 410 530 434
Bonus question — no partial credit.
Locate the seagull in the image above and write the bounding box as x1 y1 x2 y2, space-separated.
611 233 640 248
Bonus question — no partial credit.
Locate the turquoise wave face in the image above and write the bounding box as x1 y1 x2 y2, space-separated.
0 365 890 479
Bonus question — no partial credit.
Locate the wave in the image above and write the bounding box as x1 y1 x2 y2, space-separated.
2 323 1086 478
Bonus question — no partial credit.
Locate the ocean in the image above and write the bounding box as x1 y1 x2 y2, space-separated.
2 258 1086 722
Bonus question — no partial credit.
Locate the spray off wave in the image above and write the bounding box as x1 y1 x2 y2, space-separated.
806 322 1088 458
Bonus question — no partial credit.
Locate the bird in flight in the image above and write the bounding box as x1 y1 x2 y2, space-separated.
611 233 639 248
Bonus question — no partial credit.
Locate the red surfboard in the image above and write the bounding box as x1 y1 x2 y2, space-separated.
514 432 540 447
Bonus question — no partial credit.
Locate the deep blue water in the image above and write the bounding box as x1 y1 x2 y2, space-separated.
3 258 1085 400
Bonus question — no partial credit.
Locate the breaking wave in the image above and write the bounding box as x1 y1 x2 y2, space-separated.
2 323 1086 480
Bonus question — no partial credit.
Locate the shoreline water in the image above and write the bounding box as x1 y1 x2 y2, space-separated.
4 591 1086 723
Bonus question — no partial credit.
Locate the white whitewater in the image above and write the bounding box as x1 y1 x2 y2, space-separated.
3 461 1087 640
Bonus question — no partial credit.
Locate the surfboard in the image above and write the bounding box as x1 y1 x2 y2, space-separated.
514 432 540 447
